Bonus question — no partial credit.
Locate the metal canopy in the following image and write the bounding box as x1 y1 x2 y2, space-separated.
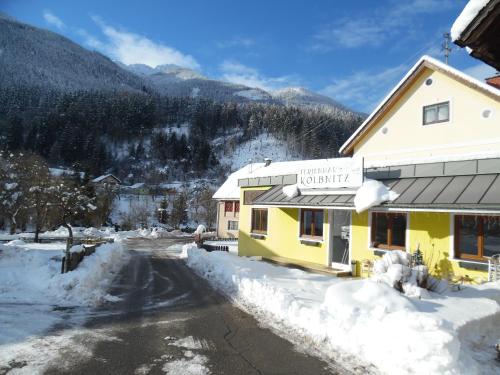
252 185 355 208
251 174 500 210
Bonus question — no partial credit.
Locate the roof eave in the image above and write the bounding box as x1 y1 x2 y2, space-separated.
339 55 500 155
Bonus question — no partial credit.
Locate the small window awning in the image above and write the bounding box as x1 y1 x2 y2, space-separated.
252 174 500 211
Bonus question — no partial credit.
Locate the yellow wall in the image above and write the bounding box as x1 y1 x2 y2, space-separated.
239 187 330 266
353 68 500 166
350 210 488 280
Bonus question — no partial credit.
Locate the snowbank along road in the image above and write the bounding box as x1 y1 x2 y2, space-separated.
46 237 348 375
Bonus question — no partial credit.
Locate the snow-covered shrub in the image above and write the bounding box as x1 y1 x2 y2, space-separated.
373 250 432 298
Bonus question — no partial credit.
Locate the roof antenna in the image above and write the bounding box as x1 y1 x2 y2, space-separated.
442 32 452 65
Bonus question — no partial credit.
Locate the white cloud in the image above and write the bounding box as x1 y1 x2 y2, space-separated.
43 10 65 30
312 0 455 50
219 60 301 91
217 37 255 49
75 28 104 50
464 63 497 80
89 16 200 69
320 64 408 112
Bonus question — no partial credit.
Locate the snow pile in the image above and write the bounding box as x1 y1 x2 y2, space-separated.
82 227 114 238
0 241 128 306
184 244 500 375
194 224 206 235
451 0 490 41
282 184 299 198
372 250 434 298
354 179 399 213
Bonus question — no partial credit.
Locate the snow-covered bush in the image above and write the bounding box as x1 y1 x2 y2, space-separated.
373 250 434 298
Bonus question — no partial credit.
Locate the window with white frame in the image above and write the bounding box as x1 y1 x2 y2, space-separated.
423 101 449 125
227 220 238 231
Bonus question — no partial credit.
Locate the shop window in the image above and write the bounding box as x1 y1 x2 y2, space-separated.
371 212 407 250
251 208 268 235
224 201 233 214
423 101 449 125
227 220 239 231
300 209 324 240
234 202 240 213
455 215 500 261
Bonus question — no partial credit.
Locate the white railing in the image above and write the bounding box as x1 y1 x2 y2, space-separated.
488 254 500 282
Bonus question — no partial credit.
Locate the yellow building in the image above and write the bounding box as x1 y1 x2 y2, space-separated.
229 56 500 281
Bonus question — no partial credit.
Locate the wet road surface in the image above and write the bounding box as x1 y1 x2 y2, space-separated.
45 237 355 375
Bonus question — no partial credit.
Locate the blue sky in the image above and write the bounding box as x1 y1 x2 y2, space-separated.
1 0 496 112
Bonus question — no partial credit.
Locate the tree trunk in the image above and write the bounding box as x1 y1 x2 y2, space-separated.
63 223 73 273
34 226 40 243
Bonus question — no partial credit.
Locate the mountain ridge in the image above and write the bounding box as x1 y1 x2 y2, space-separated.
0 12 359 115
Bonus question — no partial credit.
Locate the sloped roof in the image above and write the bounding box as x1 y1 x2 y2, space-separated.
253 174 500 211
339 55 500 156
451 0 491 41
213 163 265 200
92 174 121 183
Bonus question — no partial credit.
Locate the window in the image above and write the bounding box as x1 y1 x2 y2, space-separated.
234 202 240 213
224 201 233 214
251 208 268 234
300 209 324 240
227 220 238 231
455 215 500 261
423 101 449 125
371 212 407 250
244 190 265 205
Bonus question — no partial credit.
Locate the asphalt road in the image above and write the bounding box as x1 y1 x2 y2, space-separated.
45 237 355 375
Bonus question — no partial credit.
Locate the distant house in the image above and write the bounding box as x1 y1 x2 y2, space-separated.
92 174 121 190
213 165 265 239
452 0 500 70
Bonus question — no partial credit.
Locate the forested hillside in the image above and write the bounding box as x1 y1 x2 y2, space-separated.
0 13 364 186
0 87 362 184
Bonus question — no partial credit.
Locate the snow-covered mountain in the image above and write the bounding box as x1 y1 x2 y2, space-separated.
124 63 274 102
272 87 345 109
0 12 359 114
271 86 362 116
0 13 148 93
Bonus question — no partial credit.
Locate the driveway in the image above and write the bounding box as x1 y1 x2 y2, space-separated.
45 237 355 375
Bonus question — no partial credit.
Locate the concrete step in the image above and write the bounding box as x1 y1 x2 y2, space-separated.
262 256 351 277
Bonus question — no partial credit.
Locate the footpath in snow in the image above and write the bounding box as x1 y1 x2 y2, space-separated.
0 236 129 374
183 244 500 375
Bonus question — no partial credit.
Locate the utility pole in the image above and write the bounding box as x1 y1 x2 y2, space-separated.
442 32 452 65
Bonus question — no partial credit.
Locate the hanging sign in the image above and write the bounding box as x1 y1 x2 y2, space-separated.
297 157 363 190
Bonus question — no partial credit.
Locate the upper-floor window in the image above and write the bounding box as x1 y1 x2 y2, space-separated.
455 215 500 261
224 201 233 213
423 101 449 125
234 202 240 213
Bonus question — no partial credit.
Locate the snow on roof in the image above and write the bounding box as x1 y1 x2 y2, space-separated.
451 0 490 41
49 167 85 179
339 54 500 155
213 157 357 199
129 182 145 189
92 174 120 183
159 181 183 190
213 163 264 200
